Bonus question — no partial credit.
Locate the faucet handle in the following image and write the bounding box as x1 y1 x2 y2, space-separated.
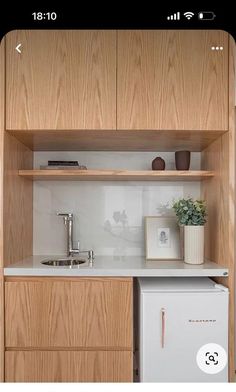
57 213 73 218
88 250 94 260
57 212 73 224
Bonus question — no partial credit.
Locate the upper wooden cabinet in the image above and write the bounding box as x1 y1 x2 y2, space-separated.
6 30 116 130
6 30 229 132
117 30 229 131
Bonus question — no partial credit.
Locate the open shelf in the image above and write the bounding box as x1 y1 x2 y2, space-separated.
18 169 215 181
7 129 226 152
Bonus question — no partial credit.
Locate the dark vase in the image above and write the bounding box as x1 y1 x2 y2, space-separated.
152 157 165 170
175 151 191 170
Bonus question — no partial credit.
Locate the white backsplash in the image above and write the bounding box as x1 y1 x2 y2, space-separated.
33 152 201 256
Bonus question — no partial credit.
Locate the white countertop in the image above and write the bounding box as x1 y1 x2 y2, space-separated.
3 255 229 277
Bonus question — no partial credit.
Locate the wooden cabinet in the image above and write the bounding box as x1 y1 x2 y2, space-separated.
5 277 132 348
6 30 116 130
5 351 133 382
6 30 229 135
117 30 229 131
5 277 133 382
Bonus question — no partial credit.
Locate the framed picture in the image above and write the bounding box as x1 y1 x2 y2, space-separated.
145 216 182 260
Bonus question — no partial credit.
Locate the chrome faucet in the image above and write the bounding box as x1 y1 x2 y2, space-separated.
57 213 94 261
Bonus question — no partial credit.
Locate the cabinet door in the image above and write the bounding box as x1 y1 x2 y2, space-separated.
5 351 133 382
5 277 132 349
117 30 229 131
6 30 116 130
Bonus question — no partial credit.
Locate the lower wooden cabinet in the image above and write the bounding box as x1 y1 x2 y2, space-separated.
4 277 133 382
5 350 133 382
5 277 132 349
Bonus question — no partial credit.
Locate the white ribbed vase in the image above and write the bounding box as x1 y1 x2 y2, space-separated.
184 225 204 265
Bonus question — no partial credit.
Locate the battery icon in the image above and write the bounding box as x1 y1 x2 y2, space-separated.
198 11 216 20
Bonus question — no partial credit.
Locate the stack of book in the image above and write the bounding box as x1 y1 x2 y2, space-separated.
40 161 87 170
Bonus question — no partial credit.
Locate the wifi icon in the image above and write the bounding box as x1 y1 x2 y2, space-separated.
184 11 194 20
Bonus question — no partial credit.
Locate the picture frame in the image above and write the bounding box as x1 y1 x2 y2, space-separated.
145 216 182 260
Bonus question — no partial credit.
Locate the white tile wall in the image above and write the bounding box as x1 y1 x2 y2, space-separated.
33 152 201 256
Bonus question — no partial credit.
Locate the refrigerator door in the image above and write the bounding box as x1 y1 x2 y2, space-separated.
140 291 228 382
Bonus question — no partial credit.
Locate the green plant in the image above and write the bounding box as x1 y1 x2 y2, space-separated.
172 198 207 226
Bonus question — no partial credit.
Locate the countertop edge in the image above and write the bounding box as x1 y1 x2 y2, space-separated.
3 268 229 277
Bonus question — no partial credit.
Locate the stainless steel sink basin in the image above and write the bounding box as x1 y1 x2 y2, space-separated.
41 258 86 266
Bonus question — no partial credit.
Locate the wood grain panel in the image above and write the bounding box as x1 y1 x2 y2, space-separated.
5 278 133 349
118 30 228 131
3 132 33 266
228 36 236 380
201 139 229 263
0 37 5 383
7 129 226 152
18 169 215 181
6 30 116 130
201 36 235 381
5 350 133 382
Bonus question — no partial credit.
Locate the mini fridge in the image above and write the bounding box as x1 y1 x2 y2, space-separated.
137 277 229 382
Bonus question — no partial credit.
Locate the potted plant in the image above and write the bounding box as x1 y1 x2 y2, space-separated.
172 198 207 264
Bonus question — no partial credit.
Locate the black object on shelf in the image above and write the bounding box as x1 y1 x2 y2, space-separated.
152 157 165 170
48 161 79 166
175 151 191 170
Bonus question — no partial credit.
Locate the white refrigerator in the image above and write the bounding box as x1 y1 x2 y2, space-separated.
137 277 229 382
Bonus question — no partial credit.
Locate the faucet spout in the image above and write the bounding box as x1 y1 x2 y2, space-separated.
57 213 94 260
57 212 76 256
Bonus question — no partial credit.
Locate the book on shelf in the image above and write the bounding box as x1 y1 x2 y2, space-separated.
40 165 87 170
48 160 79 166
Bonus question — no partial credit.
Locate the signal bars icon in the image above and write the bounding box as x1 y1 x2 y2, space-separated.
167 12 180 20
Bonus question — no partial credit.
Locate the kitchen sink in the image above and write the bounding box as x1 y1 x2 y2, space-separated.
41 258 87 266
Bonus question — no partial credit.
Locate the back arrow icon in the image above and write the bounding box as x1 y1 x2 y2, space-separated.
16 44 22 53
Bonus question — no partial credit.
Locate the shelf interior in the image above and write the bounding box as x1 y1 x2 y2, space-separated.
7 129 226 152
